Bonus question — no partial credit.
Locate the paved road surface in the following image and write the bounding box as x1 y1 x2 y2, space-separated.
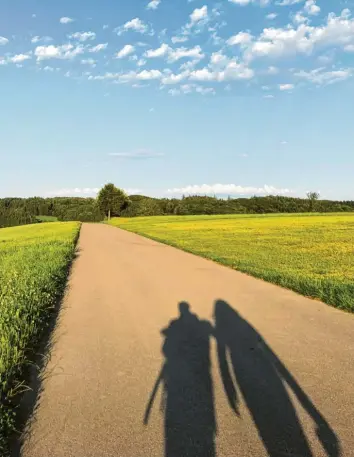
18 224 354 457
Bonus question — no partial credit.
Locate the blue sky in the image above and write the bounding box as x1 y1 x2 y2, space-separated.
1 0 354 200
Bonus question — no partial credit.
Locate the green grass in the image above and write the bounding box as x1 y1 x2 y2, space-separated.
35 215 58 223
0 222 80 454
108 213 354 313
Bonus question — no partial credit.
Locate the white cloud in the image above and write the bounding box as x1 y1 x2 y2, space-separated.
116 44 135 58
171 36 189 43
169 45 204 62
145 43 170 58
190 5 208 24
35 44 84 61
161 71 190 85
279 83 294 90
147 0 161 9
229 0 270 5
294 67 352 85
31 36 52 44
109 149 163 158
179 59 200 71
119 18 149 35
60 17 74 24
168 88 180 96
304 0 320 15
0 36 9 45
89 43 108 53
167 184 293 196
266 13 278 20
276 0 304 5
267 65 279 74
345 44 354 52
190 56 254 82
9 54 31 63
81 58 96 66
168 84 215 96
70 31 96 42
119 69 163 82
48 187 140 197
137 58 147 66
43 66 54 72
244 10 354 61
227 32 253 46
48 188 100 197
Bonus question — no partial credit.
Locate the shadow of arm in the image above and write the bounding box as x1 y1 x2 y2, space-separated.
261 340 341 457
216 336 240 416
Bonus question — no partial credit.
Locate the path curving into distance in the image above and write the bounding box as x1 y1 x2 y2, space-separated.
17 223 354 457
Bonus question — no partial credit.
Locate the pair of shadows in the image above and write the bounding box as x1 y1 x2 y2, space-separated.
144 300 341 457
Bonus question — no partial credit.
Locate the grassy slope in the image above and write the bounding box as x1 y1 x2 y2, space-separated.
0 222 80 454
108 213 354 312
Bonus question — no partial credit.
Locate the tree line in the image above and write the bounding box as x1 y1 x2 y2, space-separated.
0 184 353 229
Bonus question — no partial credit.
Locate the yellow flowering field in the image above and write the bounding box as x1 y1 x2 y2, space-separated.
0 222 80 454
109 213 354 312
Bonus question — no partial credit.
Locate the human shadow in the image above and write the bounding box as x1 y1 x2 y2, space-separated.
214 299 341 457
144 302 216 457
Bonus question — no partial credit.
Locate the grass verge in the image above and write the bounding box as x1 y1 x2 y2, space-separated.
0 222 81 455
108 213 354 313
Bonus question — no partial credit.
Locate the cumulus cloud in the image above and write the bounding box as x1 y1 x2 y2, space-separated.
171 36 189 44
145 43 170 58
167 184 293 196
243 10 354 61
116 44 135 58
190 5 208 24
279 83 294 90
81 58 96 66
109 149 163 159
35 44 84 61
229 0 270 5
48 187 141 197
89 43 108 53
60 17 74 24
144 44 204 63
117 18 150 35
0 36 9 45
304 0 320 16
190 55 254 81
169 45 204 62
266 13 278 20
276 0 304 5
9 54 31 63
294 67 352 85
147 0 161 9
69 31 96 42
31 36 52 44
227 32 253 46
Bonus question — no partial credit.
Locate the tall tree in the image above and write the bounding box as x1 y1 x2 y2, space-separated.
307 192 320 212
97 183 129 219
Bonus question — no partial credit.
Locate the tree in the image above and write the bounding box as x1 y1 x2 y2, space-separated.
97 183 129 219
307 191 320 212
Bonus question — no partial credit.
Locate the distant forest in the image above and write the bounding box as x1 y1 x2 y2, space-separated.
1 194 354 228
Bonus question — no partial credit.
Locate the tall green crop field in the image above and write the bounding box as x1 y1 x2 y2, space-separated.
108 213 354 312
0 222 80 454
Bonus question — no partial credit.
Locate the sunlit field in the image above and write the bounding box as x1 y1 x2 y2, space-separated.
0 222 80 453
109 213 354 313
